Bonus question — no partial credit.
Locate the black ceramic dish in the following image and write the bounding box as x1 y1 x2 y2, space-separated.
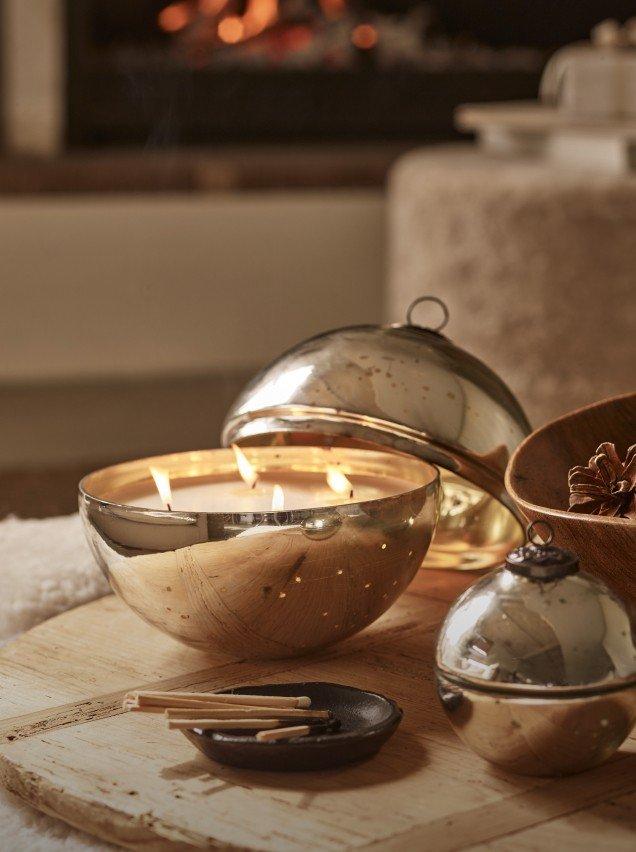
181 682 403 771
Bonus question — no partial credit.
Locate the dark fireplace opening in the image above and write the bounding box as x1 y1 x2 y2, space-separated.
66 1 635 148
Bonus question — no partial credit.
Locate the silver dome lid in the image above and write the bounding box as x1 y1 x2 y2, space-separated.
436 523 636 695
222 297 531 570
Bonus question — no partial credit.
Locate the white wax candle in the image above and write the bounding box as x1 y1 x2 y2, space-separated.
128 471 414 513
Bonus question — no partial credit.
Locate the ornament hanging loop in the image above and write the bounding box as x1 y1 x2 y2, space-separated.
526 520 554 546
406 296 450 333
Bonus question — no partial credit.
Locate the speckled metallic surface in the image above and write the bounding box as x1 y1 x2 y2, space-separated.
437 567 636 694
223 309 531 569
79 446 439 659
436 537 636 775
436 672 636 776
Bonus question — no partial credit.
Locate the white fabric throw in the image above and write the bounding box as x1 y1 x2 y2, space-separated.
0 513 110 643
0 513 113 850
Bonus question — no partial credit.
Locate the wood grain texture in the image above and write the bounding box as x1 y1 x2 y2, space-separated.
471 790 636 851
506 392 636 604
1 576 634 851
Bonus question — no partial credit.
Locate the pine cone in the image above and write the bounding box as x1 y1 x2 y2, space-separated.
568 442 636 520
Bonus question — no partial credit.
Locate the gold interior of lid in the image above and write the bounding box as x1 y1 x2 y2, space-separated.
237 433 524 571
429 470 523 570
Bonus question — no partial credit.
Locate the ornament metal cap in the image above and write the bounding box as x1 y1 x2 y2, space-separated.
505 521 579 581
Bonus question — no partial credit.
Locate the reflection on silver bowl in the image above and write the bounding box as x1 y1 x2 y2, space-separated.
437 674 636 776
79 446 439 659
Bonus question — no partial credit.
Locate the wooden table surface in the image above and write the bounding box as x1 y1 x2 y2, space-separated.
0 570 634 851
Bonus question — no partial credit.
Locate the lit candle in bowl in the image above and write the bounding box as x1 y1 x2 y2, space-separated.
79 446 439 659
131 446 416 513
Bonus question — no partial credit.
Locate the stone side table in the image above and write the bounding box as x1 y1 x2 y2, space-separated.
388 145 635 426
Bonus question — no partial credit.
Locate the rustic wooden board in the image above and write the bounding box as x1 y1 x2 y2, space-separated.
1 571 634 851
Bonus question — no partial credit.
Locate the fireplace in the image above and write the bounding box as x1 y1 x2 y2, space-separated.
65 0 552 147
4 1 634 157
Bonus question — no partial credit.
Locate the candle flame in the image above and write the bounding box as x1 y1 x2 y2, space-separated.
271 483 285 511
232 444 259 489
150 466 173 511
326 465 354 499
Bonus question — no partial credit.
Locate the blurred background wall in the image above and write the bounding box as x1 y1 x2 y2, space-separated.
1 0 633 516
1 190 384 465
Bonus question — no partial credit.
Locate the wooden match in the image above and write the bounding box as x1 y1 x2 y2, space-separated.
163 707 329 720
124 697 274 712
128 691 311 709
167 718 282 731
255 725 311 742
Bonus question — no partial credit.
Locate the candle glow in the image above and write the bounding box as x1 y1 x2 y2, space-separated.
232 444 259 489
149 466 173 511
132 450 413 514
271 483 285 510
326 465 354 499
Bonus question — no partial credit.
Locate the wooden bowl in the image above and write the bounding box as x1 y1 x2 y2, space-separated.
505 392 635 606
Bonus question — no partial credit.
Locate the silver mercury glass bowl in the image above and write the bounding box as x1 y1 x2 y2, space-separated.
80 445 439 659
222 296 532 572
436 522 636 776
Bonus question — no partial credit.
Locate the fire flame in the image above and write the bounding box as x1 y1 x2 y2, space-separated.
217 0 278 44
218 15 244 43
351 23 377 50
326 465 354 499
319 0 347 20
271 483 285 510
158 0 352 50
232 444 259 489
158 2 193 33
199 0 228 13
150 466 173 510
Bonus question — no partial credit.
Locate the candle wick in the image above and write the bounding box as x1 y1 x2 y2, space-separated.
349 489 354 499
166 502 172 512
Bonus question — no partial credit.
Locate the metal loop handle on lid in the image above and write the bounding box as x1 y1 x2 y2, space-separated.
507 519 578 580
526 520 554 546
406 296 450 332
